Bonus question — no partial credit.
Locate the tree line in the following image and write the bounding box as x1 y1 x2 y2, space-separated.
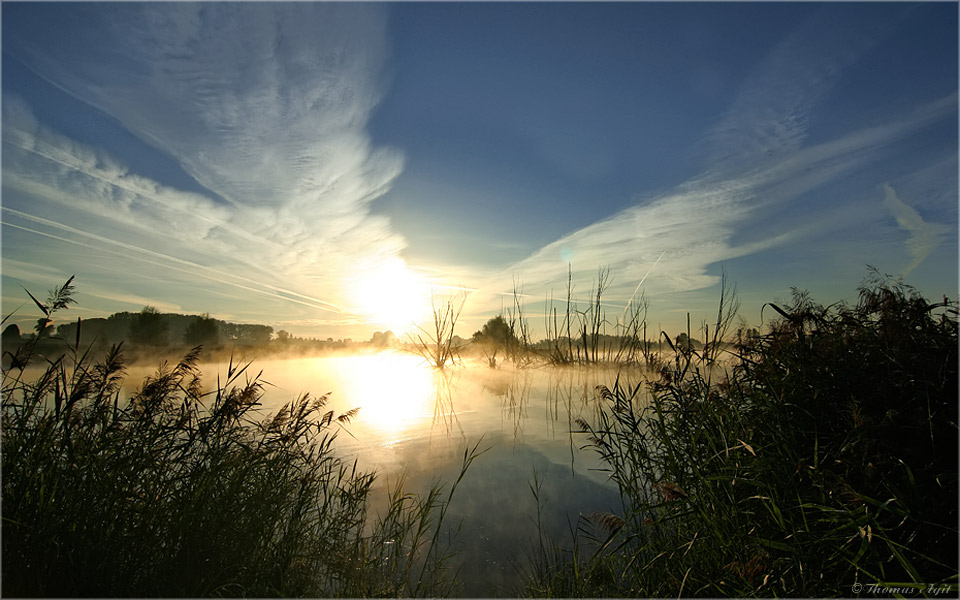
3 306 273 350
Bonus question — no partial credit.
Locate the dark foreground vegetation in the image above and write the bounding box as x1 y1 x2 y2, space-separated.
2 271 956 597
2 278 480 597
524 272 958 597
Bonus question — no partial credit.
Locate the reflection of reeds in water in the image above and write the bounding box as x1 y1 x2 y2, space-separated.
498 370 533 443
430 370 464 439
551 369 584 473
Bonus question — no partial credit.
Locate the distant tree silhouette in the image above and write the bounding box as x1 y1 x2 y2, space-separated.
675 332 701 351
221 322 273 345
130 306 169 347
1 324 24 370
276 330 291 343
472 315 519 367
184 314 219 347
370 330 397 347
2 324 22 347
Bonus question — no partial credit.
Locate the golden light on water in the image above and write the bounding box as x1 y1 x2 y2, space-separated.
348 257 431 333
329 353 436 439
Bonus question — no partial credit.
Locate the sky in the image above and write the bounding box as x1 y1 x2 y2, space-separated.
2 2 957 342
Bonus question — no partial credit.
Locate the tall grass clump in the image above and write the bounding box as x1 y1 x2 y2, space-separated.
504 279 536 367
540 266 615 365
540 265 664 368
3 278 477 597
523 271 958 597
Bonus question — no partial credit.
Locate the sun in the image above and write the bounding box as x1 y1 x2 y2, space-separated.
348 258 430 332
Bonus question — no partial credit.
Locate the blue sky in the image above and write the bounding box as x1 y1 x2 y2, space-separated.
2 2 957 341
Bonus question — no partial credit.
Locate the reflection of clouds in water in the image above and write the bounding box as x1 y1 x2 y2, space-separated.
416 436 621 596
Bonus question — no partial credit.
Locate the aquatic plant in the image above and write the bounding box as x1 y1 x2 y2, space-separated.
538 265 664 367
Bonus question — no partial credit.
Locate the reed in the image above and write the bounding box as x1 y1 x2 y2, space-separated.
504 279 536 368
2 278 477 597
539 265 663 367
521 270 958 597
542 265 577 365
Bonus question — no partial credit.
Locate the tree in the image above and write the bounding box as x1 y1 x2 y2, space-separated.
276 330 291 343
129 306 169 346
472 315 519 368
1 324 24 370
2 324 22 347
410 293 465 369
221 323 274 345
183 314 219 348
370 330 397 347
239 324 273 345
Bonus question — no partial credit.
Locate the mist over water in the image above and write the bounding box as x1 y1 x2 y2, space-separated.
119 350 642 595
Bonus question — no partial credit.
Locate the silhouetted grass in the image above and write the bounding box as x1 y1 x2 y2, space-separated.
522 270 958 597
536 265 669 369
2 278 479 597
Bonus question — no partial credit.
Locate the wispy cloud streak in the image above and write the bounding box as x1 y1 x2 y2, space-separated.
2 209 348 314
703 6 899 171
2 4 411 324
471 5 955 317
882 184 951 276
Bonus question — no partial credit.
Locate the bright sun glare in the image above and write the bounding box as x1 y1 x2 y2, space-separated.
335 353 436 439
349 258 431 332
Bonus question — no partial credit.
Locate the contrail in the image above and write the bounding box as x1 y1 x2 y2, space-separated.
2 208 349 313
621 250 666 319
427 283 481 294
3 220 343 314
4 131 275 248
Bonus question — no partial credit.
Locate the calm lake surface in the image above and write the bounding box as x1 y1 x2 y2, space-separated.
121 350 651 596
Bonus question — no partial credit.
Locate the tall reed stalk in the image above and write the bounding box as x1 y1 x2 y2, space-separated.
543 265 576 365
505 279 535 367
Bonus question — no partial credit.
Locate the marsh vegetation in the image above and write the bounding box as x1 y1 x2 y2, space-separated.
523 272 958 597
2 279 480 597
2 270 956 597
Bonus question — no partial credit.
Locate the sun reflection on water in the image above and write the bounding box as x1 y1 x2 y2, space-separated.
325 352 436 442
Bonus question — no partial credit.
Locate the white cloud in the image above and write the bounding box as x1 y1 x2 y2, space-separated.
0 258 70 288
469 96 953 316
702 6 894 171
79 289 182 314
882 184 951 276
2 4 412 328
468 6 955 319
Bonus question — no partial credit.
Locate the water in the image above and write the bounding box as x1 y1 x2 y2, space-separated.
83 351 650 595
